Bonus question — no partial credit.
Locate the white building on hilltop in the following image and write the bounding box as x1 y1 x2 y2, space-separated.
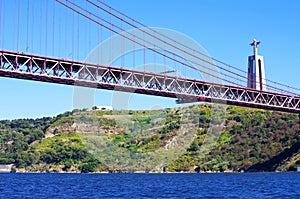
93 106 113 111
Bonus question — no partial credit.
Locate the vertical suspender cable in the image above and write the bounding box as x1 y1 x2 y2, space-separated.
132 33 135 68
31 0 34 54
58 3 61 57
40 1 43 54
84 15 86 57
16 0 20 52
72 0 74 60
154 45 156 70
26 0 29 52
1 0 5 50
121 21 124 67
52 0 55 57
65 4 68 58
109 7 112 64
13 0 16 51
97 8 100 64
89 9 91 55
100 25 103 64
45 0 48 56
174 51 177 77
143 44 146 72
17 0 20 51
77 13 80 60
132 20 135 68
164 48 166 75
0 0 2 50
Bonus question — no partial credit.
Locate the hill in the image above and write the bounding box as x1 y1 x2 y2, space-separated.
0 104 299 173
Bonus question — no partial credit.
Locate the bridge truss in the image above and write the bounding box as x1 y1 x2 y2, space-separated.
1 50 299 114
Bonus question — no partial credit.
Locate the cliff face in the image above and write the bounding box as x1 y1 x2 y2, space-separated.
0 105 299 173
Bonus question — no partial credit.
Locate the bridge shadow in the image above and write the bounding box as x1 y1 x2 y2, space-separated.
246 139 300 172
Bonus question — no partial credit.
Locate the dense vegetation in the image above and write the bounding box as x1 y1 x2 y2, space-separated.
0 111 102 173
167 107 300 172
0 105 299 173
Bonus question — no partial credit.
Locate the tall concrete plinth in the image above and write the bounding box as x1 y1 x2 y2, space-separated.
247 39 266 91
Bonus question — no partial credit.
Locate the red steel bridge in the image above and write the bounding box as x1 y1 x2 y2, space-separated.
0 0 299 114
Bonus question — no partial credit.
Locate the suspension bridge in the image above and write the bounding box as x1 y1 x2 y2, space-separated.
0 0 299 114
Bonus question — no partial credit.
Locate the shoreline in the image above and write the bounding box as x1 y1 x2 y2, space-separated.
2 170 296 174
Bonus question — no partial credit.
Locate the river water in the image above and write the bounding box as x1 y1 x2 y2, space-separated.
0 172 299 198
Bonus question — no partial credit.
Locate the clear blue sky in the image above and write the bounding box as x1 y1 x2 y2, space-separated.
0 0 299 120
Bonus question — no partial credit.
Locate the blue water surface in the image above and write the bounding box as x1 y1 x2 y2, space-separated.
0 172 299 199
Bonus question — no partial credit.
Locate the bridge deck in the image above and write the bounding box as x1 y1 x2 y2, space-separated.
0 50 299 114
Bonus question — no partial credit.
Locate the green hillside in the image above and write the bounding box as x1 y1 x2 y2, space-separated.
0 105 299 173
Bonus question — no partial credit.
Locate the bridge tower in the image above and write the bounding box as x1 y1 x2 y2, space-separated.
247 39 266 91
